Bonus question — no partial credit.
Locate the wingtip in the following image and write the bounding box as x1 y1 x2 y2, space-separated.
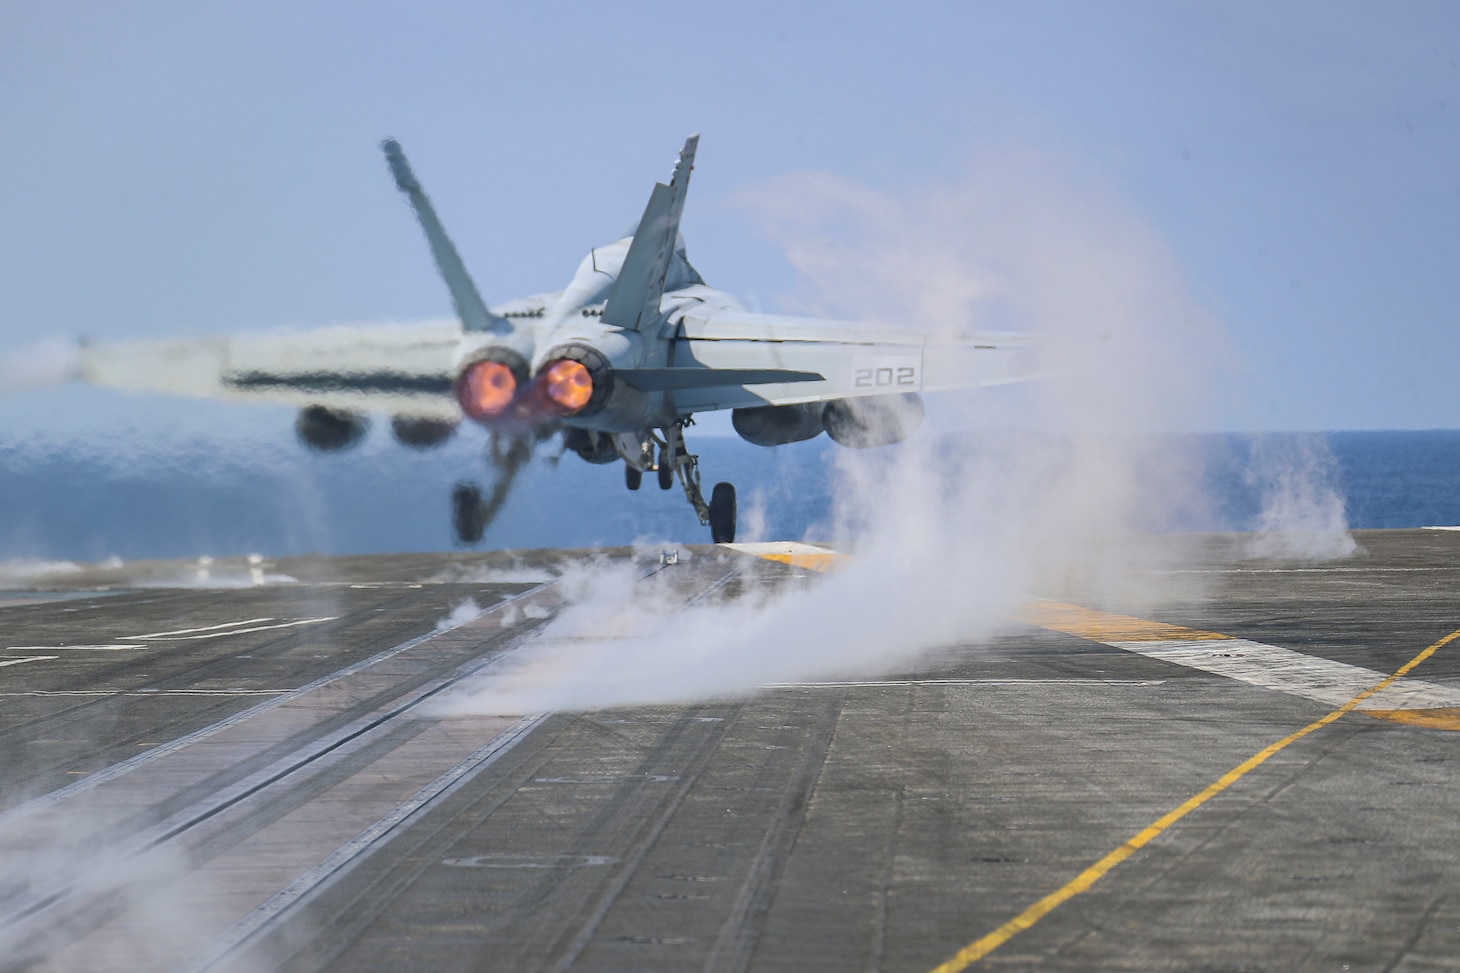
678 134 700 172
380 137 418 193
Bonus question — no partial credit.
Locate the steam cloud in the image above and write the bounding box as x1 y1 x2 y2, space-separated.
0 807 238 971
439 148 1344 716
435 597 484 631
1243 434 1358 559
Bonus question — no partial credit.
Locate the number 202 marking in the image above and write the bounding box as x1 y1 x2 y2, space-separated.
855 366 917 388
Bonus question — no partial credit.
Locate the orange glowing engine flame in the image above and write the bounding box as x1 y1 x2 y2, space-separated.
540 359 594 415
458 360 518 420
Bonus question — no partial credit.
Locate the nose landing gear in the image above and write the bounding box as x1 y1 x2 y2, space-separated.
451 482 486 544
450 432 537 545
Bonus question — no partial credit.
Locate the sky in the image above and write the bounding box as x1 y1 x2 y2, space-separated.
1 0 1458 432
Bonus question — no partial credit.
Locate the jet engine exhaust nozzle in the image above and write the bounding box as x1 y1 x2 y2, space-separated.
539 359 594 416
456 351 529 423
532 344 613 418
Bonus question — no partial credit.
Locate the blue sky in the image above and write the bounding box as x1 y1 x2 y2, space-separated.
2 0 1457 431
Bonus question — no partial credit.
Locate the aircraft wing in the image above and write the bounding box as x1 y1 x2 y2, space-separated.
649 307 1036 415
71 320 464 420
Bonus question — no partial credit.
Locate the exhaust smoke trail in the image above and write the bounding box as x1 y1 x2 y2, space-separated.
0 340 78 396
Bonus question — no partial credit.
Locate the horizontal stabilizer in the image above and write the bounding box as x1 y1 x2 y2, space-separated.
616 367 824 391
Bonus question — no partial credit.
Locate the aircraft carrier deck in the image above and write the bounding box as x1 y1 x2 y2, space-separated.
2 530 1459 972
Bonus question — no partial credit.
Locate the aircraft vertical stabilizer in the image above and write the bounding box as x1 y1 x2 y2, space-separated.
382 139 512 336
601 135 699 333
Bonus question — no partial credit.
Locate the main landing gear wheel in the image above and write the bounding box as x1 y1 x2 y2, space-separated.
659 421 727 540
625 464 643 491
451 482 485 545
709 481 737 543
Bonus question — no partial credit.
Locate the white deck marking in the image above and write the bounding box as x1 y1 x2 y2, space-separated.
1017 601 1460 715
124 617 337 641
1106 638 1460 711
7 644 145 651
125 618 274 638
0 656 58 668
6 620 337 655
0 689 290 697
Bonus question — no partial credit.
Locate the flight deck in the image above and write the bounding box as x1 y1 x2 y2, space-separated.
2 531 1459 972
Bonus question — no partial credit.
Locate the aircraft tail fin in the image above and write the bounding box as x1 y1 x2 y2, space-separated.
382 139 511 336
601 135 699 333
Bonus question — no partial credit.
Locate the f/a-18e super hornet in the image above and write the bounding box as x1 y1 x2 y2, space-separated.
69 136 1034 544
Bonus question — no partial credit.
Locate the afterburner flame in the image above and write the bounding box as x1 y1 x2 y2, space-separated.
540 359 594 414
458 360 517 420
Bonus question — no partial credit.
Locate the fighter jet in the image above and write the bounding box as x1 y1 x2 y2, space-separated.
68 136 1034 544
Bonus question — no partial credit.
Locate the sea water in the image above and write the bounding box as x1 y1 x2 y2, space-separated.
2 426 1459 563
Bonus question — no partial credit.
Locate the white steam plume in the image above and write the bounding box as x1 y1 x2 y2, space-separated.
442 149 1230 715
435 598 483 632
1244 434 1358 559
0 804 257 972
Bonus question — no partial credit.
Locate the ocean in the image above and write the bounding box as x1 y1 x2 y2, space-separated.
2 425 1459 564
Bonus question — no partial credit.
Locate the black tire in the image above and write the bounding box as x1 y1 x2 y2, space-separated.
625 464 643 491
451 482 485 545
657 445 675 490
709 481 737 543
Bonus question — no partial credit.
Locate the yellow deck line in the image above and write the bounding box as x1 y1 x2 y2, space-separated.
1012 601 1232 643
754 552 843 572
928 623 1460 972
1364 706 1460 730
720 542 846 573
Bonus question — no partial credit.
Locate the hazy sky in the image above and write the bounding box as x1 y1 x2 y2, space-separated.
2 0 1457 431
